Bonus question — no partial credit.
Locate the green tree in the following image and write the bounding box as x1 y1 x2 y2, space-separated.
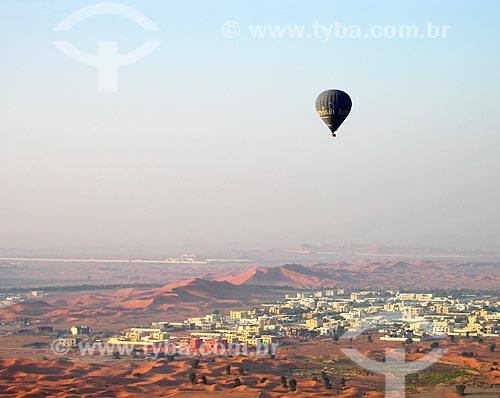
280 375 288 388
455 384 466 396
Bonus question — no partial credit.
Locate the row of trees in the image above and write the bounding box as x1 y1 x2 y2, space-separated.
279 375 297 392
312 372 346 391
186 360 350 392
188 371 292 389
188 372 207 385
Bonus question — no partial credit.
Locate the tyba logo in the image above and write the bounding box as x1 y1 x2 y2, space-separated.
53 3 160 92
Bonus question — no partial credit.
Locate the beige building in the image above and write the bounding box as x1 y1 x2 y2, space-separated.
56 337 78 348
305 318 323 330
108 327 170 345
261 335 278 344
237 323 263 335
433 319 454 335
435 305 449 314
230 311 248 320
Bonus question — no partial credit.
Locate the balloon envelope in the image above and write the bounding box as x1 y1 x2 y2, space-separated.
315 89 352 136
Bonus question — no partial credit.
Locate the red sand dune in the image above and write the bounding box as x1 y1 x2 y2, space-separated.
220 260 500 290
2 261 500 325
2 336 499 397
219 263 337 287
0 278 282 323
0 301 54 319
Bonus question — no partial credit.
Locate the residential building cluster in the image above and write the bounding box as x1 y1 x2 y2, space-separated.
0 291 44 307
105 288 499 353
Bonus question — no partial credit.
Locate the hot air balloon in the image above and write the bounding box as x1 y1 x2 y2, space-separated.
315 89 352 137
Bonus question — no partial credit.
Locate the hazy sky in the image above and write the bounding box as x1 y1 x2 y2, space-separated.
2 0 499 255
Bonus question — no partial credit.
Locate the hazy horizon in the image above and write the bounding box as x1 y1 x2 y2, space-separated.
2 0 499 255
